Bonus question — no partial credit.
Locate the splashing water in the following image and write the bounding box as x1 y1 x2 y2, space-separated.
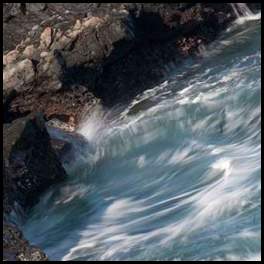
230 3 261 25
230 3 254 18
22 11 261 261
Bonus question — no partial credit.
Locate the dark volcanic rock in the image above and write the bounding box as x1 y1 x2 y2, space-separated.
3 113 68 261
3 160 14 215
3 113 67 208
3 222 48 261
50 138 72 160
93 3 236 106
46 121 92 166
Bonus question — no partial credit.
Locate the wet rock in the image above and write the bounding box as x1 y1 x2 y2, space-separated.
3 113 67 208
46 124 93 167
3 113 69 261
50 138 73 161
46 118 75 132
36 51 65 92
3 160 14 215
3 222 48 261
6 83 100 128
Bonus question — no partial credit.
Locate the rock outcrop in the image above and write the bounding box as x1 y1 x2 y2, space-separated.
3 113 67 208
4 3 261 127
3 222 48 261
3 113 67 261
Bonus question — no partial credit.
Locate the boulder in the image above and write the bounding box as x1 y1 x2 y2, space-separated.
3 113 67 208
3 113 68 261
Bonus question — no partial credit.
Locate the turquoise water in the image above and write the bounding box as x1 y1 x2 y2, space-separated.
23 15 261 261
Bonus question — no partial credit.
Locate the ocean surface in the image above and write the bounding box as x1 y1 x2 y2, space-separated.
22 12 261 261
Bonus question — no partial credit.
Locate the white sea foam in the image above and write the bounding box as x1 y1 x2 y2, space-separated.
23 9 261 261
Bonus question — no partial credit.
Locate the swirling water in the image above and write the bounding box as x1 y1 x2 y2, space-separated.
23 15 261 261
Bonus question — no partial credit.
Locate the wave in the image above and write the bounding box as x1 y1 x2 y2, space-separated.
22 12 261 261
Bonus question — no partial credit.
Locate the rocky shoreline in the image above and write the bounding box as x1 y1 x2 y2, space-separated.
2 3 260 261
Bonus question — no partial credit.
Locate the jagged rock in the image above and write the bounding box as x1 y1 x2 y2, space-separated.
46 118 75 132
39 27 53 50
3 113 67 208
22 44 36 59
3 222 48 261
3 59 35 93
3 49 19 65
4 3 248 124
3 113 67 261
46 124 93 166
3 3 259 151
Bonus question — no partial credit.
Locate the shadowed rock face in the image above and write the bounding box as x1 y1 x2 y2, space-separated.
3 114 67 261
3 113 67 208
3 222 48 261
